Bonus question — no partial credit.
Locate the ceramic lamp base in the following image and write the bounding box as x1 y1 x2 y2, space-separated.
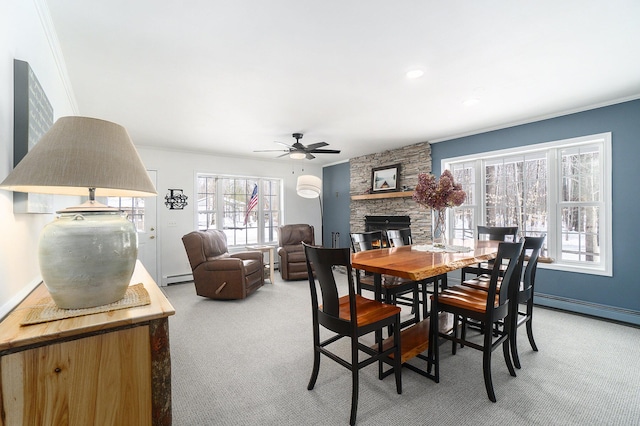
38 210 138 309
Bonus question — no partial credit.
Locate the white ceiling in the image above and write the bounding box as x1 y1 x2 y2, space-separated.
45 0 640 166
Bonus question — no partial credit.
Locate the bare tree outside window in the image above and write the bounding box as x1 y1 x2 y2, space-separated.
444 133 609 275
197 174 281 246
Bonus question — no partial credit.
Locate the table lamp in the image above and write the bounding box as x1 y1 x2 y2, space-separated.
0 116 157 309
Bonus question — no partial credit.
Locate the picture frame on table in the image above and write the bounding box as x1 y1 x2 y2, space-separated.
371 163 401 193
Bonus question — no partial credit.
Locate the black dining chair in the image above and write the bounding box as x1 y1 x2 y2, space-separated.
432 240 525 402
350 231 421 327
460 235 545 369
386 228 412 247
303 243 402 426
460 225 519 282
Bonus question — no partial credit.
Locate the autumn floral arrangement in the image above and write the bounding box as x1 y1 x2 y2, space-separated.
412 170 466 209
412 170 466 246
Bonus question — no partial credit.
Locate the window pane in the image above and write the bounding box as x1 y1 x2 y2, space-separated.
197 174 281 246
106 196 144 231
446 134 607 273
561 206 600 262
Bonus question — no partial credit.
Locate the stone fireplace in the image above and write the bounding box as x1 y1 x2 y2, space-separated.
350 141 433 244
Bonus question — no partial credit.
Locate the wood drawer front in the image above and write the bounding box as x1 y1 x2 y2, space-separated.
1 325 152 426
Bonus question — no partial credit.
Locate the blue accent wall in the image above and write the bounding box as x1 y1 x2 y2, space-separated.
431 99 640 325
323 162 351 248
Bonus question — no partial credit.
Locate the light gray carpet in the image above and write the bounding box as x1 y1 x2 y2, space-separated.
162 272 640 425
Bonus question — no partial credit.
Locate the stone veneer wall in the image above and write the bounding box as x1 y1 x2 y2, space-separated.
350 141 433 244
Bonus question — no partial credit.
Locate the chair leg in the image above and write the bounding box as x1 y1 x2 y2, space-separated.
526 300 538 352
350 369 359 426
307 348 320 390
510 305 521 370
503 315 517 377
394 315 402 394
413 284 420 323
452 314 459 355
308 324 321 390
510 330 521 369
376 329 384 379
503 337 516 377
350 337 359 426
460 317 467 348
482 330 496 402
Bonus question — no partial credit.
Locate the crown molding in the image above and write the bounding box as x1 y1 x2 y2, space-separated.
33 0 79 114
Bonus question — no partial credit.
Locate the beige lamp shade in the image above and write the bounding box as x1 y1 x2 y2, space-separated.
0 116 156 309
0 116 156 197
296 175 322 198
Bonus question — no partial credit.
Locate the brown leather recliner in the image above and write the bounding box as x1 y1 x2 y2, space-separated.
182 230 264 299
277 224 315 280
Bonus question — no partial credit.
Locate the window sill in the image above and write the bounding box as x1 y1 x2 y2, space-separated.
538 261 612 277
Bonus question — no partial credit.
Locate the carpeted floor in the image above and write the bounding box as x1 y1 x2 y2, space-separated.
162 272 640 425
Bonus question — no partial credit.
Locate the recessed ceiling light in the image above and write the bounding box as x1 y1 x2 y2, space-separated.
463 98 480 107
405 69 424 79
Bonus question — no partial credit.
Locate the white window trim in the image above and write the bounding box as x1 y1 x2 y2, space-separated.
443 132 612 277
194 172 283 247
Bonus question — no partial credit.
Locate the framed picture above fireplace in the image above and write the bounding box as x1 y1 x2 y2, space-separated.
371 163 400 193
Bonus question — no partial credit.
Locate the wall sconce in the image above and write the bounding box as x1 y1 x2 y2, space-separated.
165 189 188 209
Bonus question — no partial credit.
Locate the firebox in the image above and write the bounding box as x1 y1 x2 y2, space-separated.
364 215 411 233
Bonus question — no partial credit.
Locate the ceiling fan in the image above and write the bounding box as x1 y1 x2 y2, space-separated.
254 133 341 160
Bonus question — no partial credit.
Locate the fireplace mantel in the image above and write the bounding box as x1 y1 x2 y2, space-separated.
351 190 413 201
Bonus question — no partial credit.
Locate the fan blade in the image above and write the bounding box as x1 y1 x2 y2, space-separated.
274 141 294 148
305 142 328 150
277 152 291 158
308 149 341 154
253 149 289 153
306 153 316 160
292 142 306 150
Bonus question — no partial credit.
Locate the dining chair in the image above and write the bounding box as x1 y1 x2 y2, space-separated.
303 243 402 426
350 231 421 327
460 235 545 368
386 228 412 247
432 240 525 402
460 225 519 282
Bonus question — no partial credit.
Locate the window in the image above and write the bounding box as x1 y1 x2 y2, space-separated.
196 174 281 246
106 196 145 231
445 133 611 276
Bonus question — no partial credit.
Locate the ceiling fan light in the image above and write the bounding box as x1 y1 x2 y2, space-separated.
289 152 306 160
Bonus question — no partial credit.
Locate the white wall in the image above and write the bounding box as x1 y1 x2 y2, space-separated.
0 1 321 315
0 0 77 317
136 146 323 284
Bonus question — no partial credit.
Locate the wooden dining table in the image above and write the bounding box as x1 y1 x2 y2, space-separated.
351 239 501 381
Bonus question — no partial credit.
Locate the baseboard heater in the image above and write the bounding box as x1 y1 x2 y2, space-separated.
534 293 640 327
164 273 193 286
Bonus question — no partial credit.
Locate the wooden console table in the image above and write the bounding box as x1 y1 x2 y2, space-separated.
0 261 175 426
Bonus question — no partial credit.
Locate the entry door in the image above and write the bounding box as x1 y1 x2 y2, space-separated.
107 170 159 283
137 170 158 282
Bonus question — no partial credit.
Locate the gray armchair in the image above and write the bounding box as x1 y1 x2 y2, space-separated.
182 230 264 299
